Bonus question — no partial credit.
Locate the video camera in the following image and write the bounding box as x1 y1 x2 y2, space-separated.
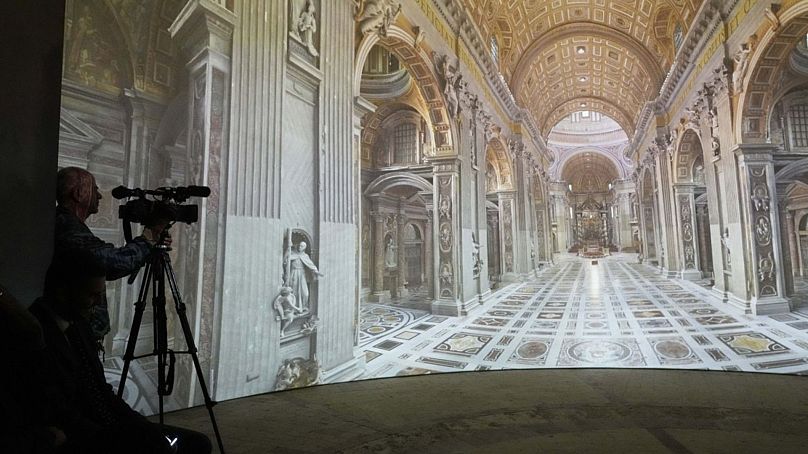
112 185 210 242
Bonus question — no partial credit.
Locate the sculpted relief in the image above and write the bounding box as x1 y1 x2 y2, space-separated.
290 0 319 58
356 0 402 37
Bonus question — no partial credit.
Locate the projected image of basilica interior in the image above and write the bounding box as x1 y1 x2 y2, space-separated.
57 0 808 414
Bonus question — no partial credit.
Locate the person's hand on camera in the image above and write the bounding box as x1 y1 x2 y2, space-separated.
142 220 172 247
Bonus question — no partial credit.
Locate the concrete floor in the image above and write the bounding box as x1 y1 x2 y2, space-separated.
166 369 808 453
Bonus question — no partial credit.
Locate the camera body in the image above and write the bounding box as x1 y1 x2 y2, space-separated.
118 198 199 225
113 185 210 226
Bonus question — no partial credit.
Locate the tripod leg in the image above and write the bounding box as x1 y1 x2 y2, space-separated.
118 261 153 399
153 259 169 426
163 256 226 454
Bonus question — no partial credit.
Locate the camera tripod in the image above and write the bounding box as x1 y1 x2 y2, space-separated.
117 233 225 453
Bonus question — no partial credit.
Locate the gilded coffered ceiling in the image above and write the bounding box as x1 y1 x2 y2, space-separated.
460 0 705 137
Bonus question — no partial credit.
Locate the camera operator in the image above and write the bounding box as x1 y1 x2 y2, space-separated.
55 167 167 345
28 250 211 454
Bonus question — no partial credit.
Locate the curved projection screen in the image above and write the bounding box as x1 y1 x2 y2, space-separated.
57 0 808 417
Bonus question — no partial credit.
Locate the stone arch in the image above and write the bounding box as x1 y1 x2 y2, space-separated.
541 97 636 138
355 25 454 150
776 156 808 183
673 129 703 183
736 3 808 143
555 148 628 182
361 102 432 164
486 137 514 191
364 172 433 197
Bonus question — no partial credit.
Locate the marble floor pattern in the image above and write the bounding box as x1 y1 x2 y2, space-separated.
360 254 808 379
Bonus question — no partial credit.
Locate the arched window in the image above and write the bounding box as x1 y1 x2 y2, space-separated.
789 103 808 147
393 122 417 164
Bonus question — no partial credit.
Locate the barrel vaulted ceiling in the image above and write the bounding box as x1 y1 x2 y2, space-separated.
460 0 706 137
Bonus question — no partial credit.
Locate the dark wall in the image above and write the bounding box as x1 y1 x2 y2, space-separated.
0 0 65 305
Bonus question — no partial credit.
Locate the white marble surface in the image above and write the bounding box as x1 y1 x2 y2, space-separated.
357 254 808 379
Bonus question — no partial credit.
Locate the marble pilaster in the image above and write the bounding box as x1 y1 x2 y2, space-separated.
653 148 680 277
369 210 389 302
733 144 790 314
497 191 518 283
396 210 408 297
170 0 235 405
674 184 701 280
429 156 476 315
777 194 795 297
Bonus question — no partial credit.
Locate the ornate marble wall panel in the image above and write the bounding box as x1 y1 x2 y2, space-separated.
217 217 285 399
280 81 317 230
676 190 699 278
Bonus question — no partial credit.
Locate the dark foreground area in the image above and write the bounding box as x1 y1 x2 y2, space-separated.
164 369 808 453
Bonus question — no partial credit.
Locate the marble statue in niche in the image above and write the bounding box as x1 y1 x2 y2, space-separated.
711 136 720 156
720 228 731 270
283 231 323 313
486 165 497 192
274 357 321 391
384 236 397 268
273 286 302 337
693 163 705 185
290 0 319 57
356 0 402 37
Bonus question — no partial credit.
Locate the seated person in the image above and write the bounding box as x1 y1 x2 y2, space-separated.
0 283 66 453
29 250 211 454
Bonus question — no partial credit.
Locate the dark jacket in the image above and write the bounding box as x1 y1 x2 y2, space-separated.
28 300 171 454
54 206 151 338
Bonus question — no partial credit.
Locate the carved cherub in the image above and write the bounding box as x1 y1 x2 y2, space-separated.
273 286 302 337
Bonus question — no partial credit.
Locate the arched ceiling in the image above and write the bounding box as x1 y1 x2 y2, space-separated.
561 151 620 193
460 0 705 137
547 112 633 182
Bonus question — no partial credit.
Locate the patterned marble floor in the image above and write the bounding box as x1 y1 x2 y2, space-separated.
360 254 808 379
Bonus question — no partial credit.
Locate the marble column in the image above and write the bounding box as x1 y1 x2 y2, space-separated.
314 0 365 383
512 155 532 277
424 211 434 299
397 210 408 298
549 183 569 253
653 148 680 277
370 210 388 302
170 0 235 405
777 194 795 297
674 184 701 280
733 144 790 314
785 209 799 280
497 191 518 282
112 92 166 356
696 203 713 277
613 180 635 251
